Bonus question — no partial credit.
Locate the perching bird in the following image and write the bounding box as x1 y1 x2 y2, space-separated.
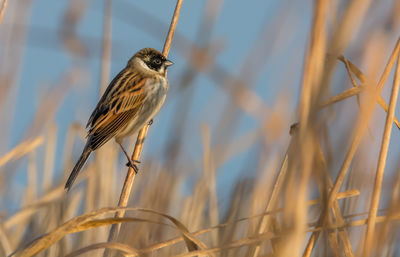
65 48 173 191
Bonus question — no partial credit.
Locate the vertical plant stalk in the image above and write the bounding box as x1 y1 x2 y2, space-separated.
105 0 184 248
297 0 327 129
201 124 220 244
99 0 112 96
363 51 400 256
89 0 113 245
43 124 58 192
326 38 400 211
289 0 326 255
250 147 289 257
0 0 7 26
303 140 354 257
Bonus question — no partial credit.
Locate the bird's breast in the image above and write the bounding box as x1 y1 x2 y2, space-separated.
142 75 168 120
117 75 168 139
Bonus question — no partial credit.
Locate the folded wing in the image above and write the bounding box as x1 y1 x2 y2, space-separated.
85 70 148 150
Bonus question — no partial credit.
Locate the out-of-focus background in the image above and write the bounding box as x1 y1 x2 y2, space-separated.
1 0 400 256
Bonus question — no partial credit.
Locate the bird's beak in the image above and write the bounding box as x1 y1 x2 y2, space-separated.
164 59 174 67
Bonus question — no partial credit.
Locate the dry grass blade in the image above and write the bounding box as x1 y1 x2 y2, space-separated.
70 217 169 234
341 54 363 130
175 232 274 257
42 124 57 191
303 140 355 257
374 167 400 253
376 97 400 129
141 189 359 254
60 0 89 57
214 127 260 167
316 212 400 232
142 207 400 256
326 37 400 209
363 49 400 256
201 124 219 245
121 208 204 253
0 136 43 168
64 242 140 257
12 207 204 257
11 208 111 257
306 189 359 206
297 0 327 126
11 208 118 257
171 207 398 257
4 186 64 229
319 56 400 129
0 222 12 257
339 55 400 129
338 55 367 82
302 37 400 257
246 136 292 257
319 86 363 108
23 68 84 139
0 0 7 26
290 0 328 255
99 0 112 95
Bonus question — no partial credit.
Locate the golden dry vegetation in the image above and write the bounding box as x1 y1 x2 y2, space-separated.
1 0 400 256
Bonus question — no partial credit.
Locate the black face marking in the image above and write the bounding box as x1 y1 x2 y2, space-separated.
144 52 166 71
128 48 170 72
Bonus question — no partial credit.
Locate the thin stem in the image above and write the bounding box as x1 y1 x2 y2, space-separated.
0 0 7 26
99 0 112 96
363 50 400 257
161 0 183 57
326 37 400 210
105 0 184 252
303 140 354 257
293 0 327 255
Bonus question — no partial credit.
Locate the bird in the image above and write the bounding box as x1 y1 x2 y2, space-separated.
65 48 174 191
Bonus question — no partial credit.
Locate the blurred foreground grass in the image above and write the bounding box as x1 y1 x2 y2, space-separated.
1 0 400 256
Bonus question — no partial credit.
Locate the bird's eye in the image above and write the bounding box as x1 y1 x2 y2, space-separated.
153 59 161 65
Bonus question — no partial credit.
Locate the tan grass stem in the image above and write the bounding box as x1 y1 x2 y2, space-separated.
303 140 354 257
99 0 112 96
0 136 43 168
246 137 291 257
157 191 364 254
291 0 327 256
0 0 7 26
42 124 57 192
363 48 400 256
326 37 400 211
105 0 184 250
297 0 326 128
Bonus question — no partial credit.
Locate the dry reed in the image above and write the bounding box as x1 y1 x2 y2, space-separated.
1 0 400 257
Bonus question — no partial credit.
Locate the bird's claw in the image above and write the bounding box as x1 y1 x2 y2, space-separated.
126 160 139 173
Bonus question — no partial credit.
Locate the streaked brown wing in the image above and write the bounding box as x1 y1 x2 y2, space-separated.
88 109 138 150
87 70 148 133
86 68 131 129
109 75 147 114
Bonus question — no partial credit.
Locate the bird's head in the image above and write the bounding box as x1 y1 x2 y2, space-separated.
128 48 174 76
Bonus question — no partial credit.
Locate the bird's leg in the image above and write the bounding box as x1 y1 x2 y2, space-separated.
148 119 153 126
117 141 139 173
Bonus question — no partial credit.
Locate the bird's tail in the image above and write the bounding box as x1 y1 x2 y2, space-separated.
65 146 92 191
